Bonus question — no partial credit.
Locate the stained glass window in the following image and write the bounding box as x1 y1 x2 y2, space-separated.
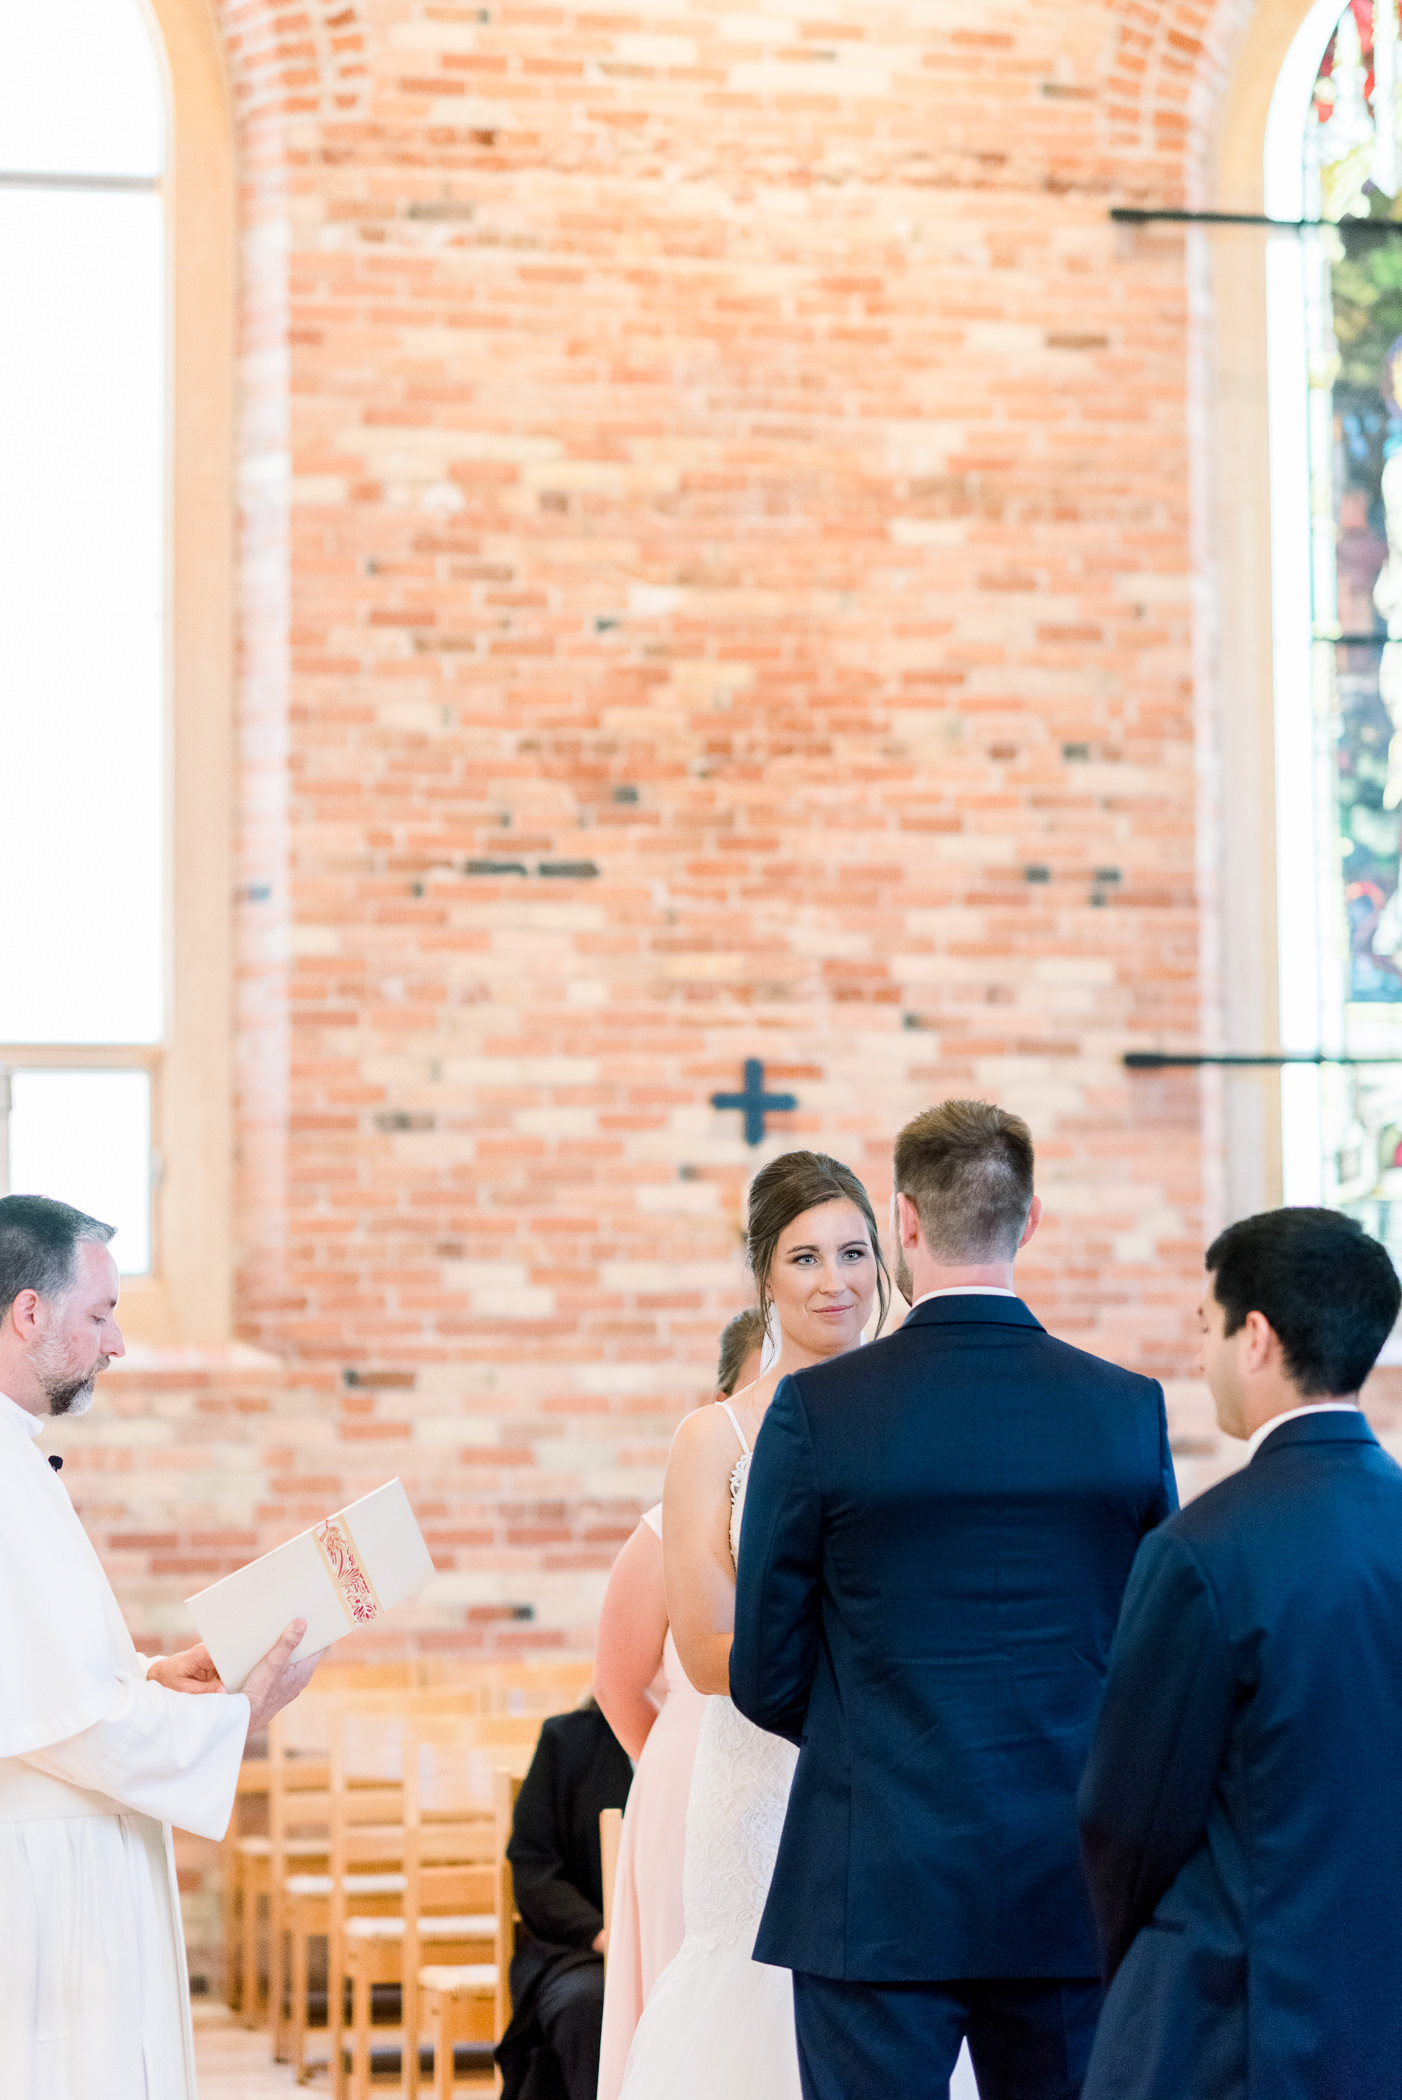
1263 0 1402 1274
1310 2 1402 1021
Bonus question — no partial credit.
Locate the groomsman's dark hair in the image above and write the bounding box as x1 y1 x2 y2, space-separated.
1206 1206 1400 1397
894 1100 1035 1262
0 1194 115 1322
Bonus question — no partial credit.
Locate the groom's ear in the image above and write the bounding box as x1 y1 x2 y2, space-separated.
895 1191 923 1249
1017 1196 1043 1251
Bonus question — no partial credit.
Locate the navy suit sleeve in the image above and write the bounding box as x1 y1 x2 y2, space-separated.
1077 1525 1233 1980
1149 1379 1179 1528
728 1373 822 1746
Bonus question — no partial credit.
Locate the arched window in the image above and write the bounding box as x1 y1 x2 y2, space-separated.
0 0 166 1273
1266 0 1402 1259
0 0 236 1339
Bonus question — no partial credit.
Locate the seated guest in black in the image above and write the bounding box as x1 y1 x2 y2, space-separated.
1078 1206 1402 2100
496 1699 632 2100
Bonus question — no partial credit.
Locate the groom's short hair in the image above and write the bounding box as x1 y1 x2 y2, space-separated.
894 1100 1034 1262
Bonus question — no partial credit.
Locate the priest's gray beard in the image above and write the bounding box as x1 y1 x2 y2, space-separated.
32 1334 111 1417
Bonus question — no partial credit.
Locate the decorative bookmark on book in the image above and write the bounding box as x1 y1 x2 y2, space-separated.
314 1514 382 1625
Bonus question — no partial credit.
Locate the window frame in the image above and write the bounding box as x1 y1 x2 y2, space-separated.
1196 0 1352 1226
0 0 235 1343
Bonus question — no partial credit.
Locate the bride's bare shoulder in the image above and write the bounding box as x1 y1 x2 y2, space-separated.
725 1367 779 1435
669 1401 741 1469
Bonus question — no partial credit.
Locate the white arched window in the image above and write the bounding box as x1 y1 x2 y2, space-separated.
0 0 167 1273
1266 0 1402 1260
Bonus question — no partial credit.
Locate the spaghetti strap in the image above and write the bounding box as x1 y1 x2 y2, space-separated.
717 1399 751 1456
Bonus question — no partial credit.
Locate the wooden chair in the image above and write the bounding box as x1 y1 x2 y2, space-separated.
341 1717 522 2100
285 1701 410 2081
311 1661 420 1692
222 1661 590 2036
599 1807 622 1955
302 1658 591 1712
334 1719 539 2097
468 1661 594 1716
263 1725 334 2050
494 1767 523 2052
224 1669 420 2023
276 1688 479 2070
220 1756 270 2016
416 1764 527 2100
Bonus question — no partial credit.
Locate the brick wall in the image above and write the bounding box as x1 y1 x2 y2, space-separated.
58 0 1340 1670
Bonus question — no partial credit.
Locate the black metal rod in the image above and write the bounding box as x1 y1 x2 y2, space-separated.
1110 206 1402 236
1112 208 1306 228
1125 1051 1400 1069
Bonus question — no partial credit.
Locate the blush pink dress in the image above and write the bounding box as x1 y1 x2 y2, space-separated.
596 1505 708 2100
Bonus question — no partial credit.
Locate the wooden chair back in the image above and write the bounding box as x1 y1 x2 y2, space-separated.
472 1661 594 1714
249 1658 593 1757
325 1699 539 1910
265 1712 333 2055
267 1713 333 1900
315 1691 478 2081
306 1660 418 1693
328 1706 406 1872
399 1716 515 2098
221 1755 277 2021
493 1767 526 2044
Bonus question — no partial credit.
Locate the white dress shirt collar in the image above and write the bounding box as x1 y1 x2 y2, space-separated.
1245 1401 1359 1462
911 1286 1018 1308
0 1390 45 1442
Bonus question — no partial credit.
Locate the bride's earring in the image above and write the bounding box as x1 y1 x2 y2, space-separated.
759 1303 780 1374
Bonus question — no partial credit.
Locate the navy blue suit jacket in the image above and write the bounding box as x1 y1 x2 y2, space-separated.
729 1294 1175 1982
1078 1410 1402 2100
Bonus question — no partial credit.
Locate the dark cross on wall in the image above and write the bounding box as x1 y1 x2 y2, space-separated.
710 1059 798 1146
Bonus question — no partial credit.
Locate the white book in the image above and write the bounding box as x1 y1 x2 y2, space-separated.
186 1479 438 1690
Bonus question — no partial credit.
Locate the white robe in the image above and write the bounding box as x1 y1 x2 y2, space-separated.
0 1391 250 2100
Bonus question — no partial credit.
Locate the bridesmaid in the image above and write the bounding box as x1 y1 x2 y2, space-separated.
593 1309 765 2100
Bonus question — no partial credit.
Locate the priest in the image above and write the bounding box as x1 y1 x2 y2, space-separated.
0 1193 321 2099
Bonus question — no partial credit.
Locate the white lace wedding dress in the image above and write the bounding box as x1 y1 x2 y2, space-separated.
617 1402 802 2099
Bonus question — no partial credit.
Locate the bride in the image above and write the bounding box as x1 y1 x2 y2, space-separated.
617 1150 890 2100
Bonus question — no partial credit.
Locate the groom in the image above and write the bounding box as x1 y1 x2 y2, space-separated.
730 1101 1176 2100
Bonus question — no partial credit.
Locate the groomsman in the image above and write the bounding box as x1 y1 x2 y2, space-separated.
1078 1205 1402 2099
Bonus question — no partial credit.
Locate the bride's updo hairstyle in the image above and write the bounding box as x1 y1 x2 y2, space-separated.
745 1150 890 1337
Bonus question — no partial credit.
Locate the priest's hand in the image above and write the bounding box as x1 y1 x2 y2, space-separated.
147 1643 225 1696
242 1619 321 1735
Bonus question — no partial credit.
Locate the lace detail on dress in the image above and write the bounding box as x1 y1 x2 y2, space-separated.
728 1452 749 1540
678 1446 799 1957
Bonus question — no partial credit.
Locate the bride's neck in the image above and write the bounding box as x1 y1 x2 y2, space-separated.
773 1334 855 1380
